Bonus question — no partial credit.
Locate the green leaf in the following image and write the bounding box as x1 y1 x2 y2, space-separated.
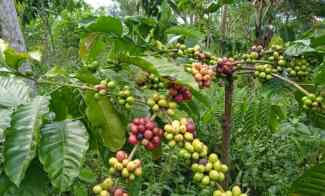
165 25 203 40
84 92 126 151
0 109 12 139
207 0 234 13
39 120 89 191
0 77 31 107
0 109 13 172
79 167 97 183
79 33 106 62
72 182 88 196
45 65 67 78
1 163 49 196
3 48 28 69
290 163 325 196
313 66 325 85
81 16 123 36
4 96 49 186
285 39 316 56
122 56 159 75
75 67 100 84
146 56 199 89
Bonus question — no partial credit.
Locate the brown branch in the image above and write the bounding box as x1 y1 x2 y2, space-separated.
221 76 234 188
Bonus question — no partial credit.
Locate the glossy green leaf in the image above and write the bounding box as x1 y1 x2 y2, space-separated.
72 182 88 196
3 48 28 69
285 39 316 56
4 96 49 186
79 167 97 183
45 65 68 78
80 16 123 36
1 164 49 196
313 66 325 85
122 56 159 75
165 25 203 40
0 77 31 107
290 163 325 196
39 120 89 191
0 109 13 173
146 56 199 89
84 92 126 151
79 33 106 62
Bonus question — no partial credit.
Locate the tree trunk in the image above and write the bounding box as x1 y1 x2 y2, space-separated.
221 76 234 188
219 5 228 54
0 0 34 90
0 0 26 52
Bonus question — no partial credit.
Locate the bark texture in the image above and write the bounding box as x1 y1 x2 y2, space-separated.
0 0 26 52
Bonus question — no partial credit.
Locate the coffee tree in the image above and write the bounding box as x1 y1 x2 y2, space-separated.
0 16 324 196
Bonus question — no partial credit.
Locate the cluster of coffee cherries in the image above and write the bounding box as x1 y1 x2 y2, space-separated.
164 118 196 147
178 138 208 161
128 117 163 150
108 151 142 181
265 45 286 67
168 43 216 64
143 73 165 90
242 45 264 62
254 64 276 81
94 80 115 98
216 57 237 76
93 177 128 196
168 83 192 102
191 153 228 187
302 93 323 110
191 63 215 88
287 57 311 79
213 186 247 196
117 86 135 109
147 94 177 115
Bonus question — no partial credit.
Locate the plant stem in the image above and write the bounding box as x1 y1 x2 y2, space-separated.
272 74 310 95
128 144 139 161
221 75 234 188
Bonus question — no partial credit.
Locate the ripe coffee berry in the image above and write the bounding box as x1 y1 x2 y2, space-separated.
191 63 215 88
216 57 236 76
128 117 163 150
168 83 192 102
94 80 115 98
108 151 142 181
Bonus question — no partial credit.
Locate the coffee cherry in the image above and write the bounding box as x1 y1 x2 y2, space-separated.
216 57 236 76
140 73 166 90
116 151 127 162
108 150 142 181
287 57 311 79
254 64 275 81
128 117 163 150
302 93 323 110
93 185 102 194
147 94 177 115
168 83 192 102
101 178 114 190
191 63 215 88
117 86 135 109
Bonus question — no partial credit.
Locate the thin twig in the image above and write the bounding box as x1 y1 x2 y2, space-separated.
272 74 310 95
128 144 139 161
